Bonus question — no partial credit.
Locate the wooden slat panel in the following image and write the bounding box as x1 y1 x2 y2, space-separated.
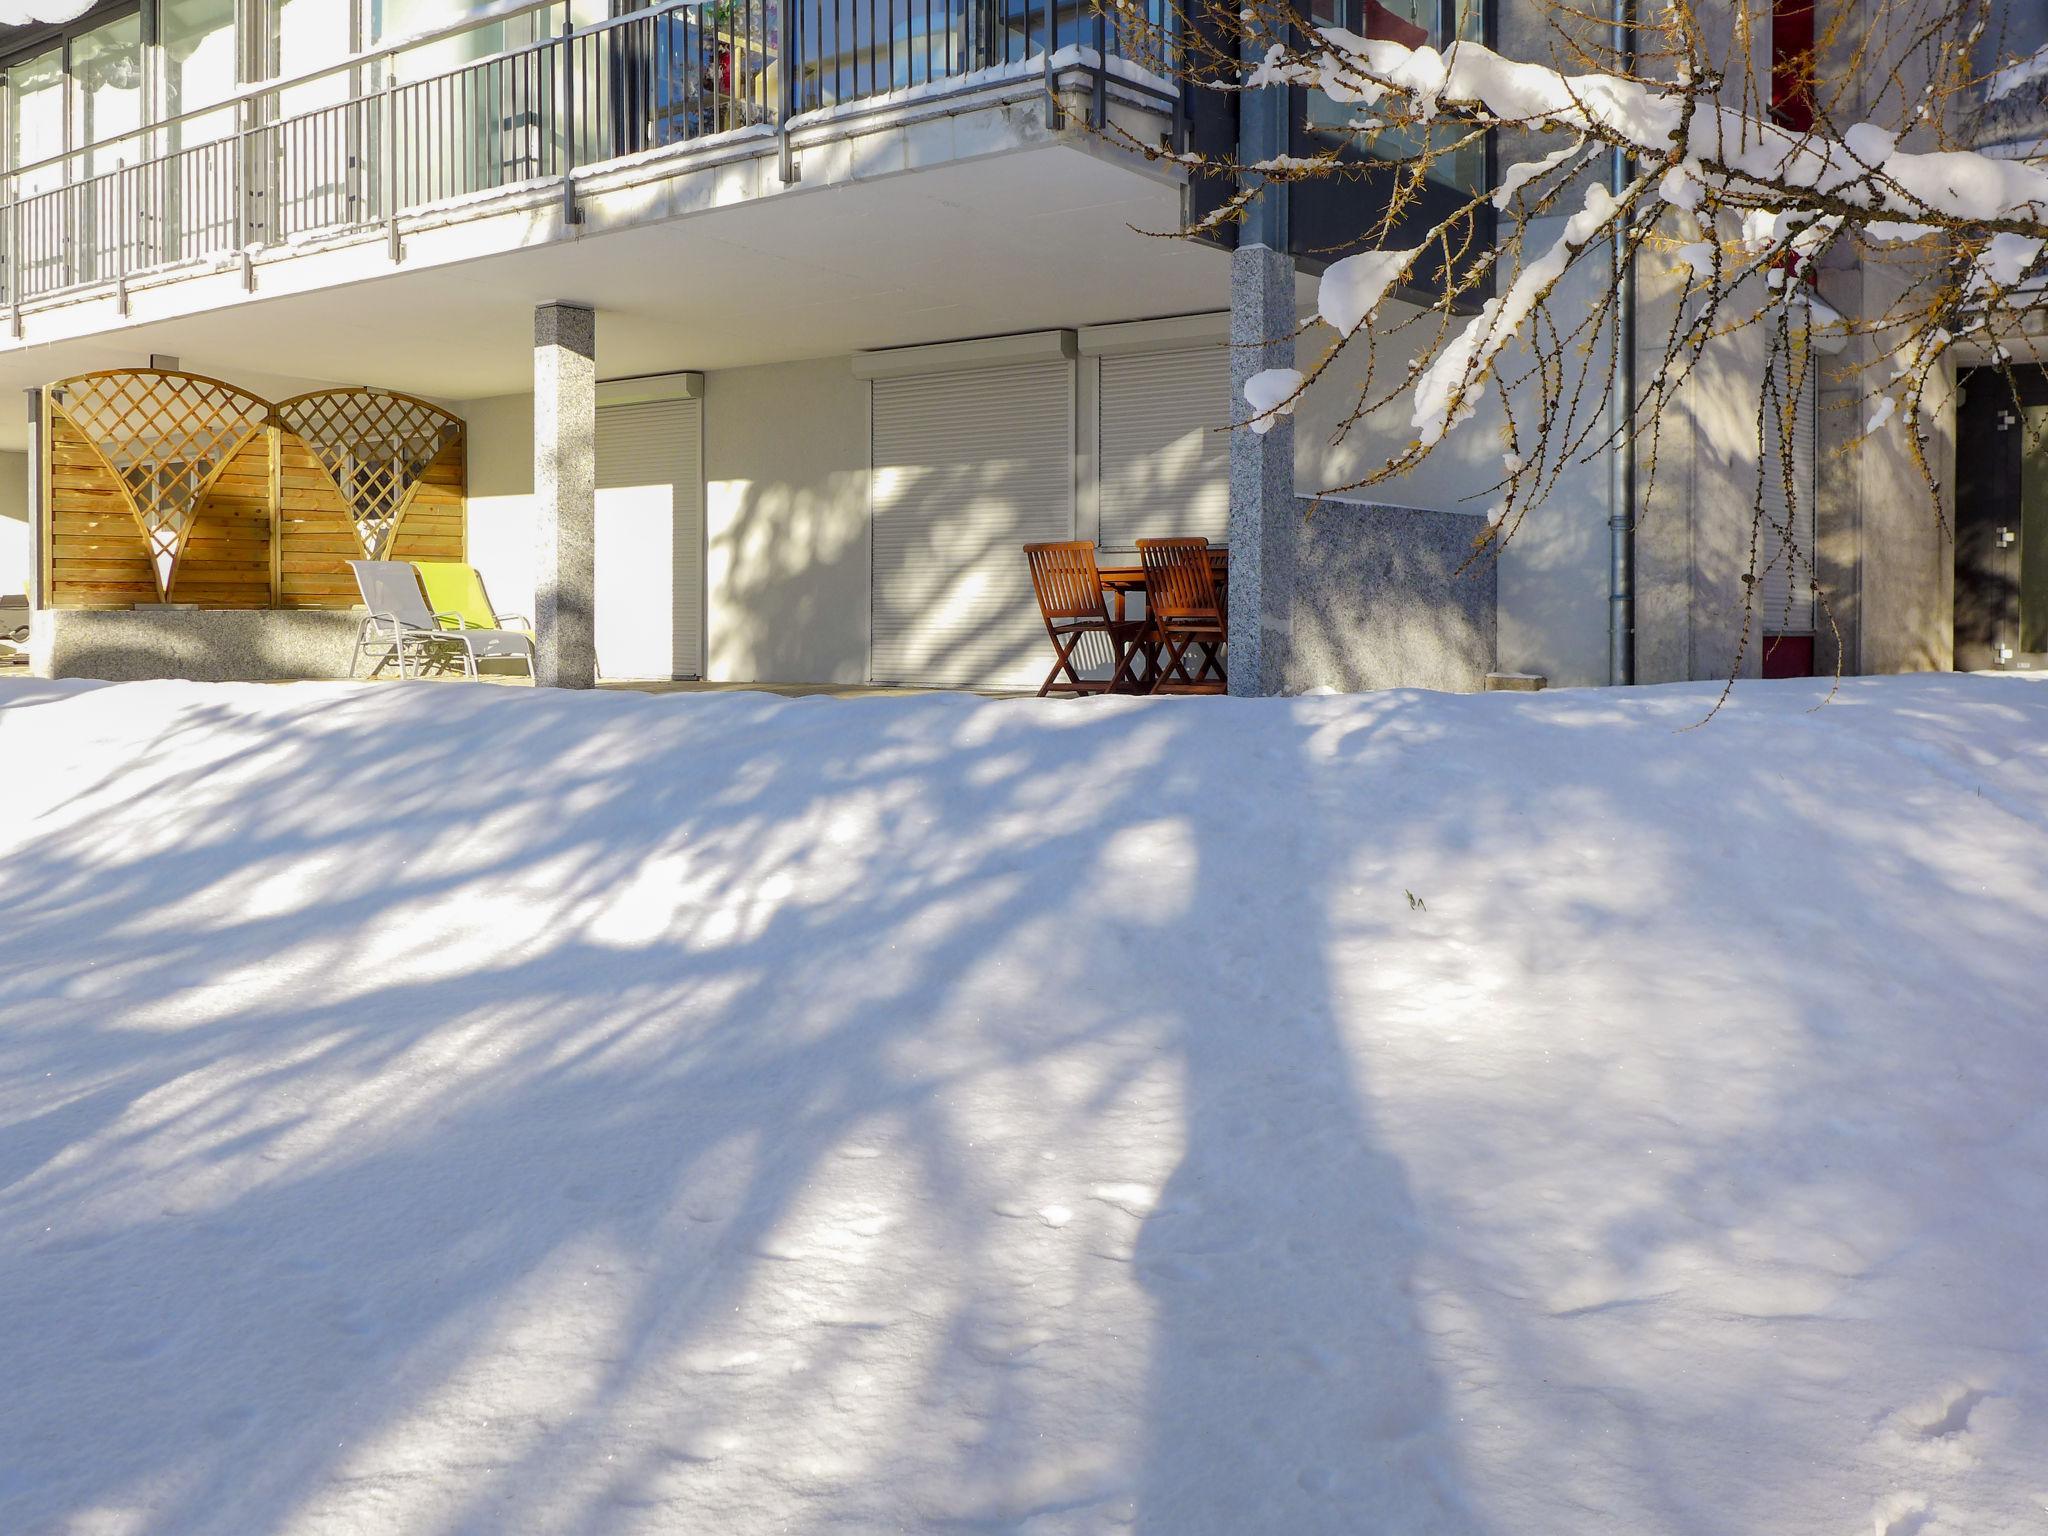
172 432 274 607
272 429 361 609
42 374 468 613
46 412 153 609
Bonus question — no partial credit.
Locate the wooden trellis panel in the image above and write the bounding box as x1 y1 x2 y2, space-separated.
48 370 271 597
275 434 367 610
385 439 467 563
37 370 468 610
276 389 465 559
44 413 157 606
167 430 274 609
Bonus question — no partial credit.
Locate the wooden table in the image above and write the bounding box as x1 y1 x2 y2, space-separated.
1094 547 1229 623
1092 547 1229 692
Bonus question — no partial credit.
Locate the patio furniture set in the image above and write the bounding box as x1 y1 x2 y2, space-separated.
348 560 536 682
347 539 1229 695
1024 538 1228 698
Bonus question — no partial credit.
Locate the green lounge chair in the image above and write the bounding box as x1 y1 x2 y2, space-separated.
412 562 531 636
349 560 535 681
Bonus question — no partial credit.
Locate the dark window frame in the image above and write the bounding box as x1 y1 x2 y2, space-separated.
2 1 145 179
1288 0 1495 307
0 1 143 75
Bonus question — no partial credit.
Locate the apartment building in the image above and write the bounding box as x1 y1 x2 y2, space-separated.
0 0 2004 690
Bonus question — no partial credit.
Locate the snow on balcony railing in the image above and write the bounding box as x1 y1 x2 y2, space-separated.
0 0 1178 311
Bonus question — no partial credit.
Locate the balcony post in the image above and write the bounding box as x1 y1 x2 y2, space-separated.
1225 26 1296 697
25 388 42 612
533 301 598 689
381 67 400 261
1226 243 1297 697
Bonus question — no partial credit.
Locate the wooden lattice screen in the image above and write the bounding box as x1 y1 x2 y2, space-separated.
40 371 467 610
276 390 465 560
48 371 272 601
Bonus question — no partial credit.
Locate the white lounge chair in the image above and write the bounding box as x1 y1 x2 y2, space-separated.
347 560 536 682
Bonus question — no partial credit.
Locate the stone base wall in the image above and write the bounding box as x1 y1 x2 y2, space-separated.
30 608 364 683
1283 500 1497 694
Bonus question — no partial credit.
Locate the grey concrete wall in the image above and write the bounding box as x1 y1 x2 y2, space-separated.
1286 499 1497 693
533 302 599 689
702 359 872 685
30 608 363 682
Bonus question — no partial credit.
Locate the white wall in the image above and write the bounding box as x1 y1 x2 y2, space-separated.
0 451 27 601
459 393 540 625
703 360 872 685
455 290 1628 693
459 357 875 686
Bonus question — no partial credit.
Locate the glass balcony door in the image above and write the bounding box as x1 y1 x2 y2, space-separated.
156 0 240 267
4 10 144 297
261 0 370 241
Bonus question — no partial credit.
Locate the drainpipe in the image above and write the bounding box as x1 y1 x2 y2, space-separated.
1608 0 1637 687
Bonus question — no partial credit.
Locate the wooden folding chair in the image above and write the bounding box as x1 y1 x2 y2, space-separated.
1023 541 1150 697
1137 538 1227 693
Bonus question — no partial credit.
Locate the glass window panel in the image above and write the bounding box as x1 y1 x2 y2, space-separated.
161 0 241 146
372 0 579 77
1304 0 1487 196
273 0 357 111
8 47 66 193
71 12 146 176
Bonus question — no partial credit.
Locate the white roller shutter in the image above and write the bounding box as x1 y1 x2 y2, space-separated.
1099 347 1231 550
595 397 703 680
871 361 1074 688
1759 339 1817 635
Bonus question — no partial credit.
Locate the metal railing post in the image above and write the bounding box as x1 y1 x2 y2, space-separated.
116 168 130 316
1043 0 1061 125
233 104 253 290
382 65 400 261
3 190 14 333
560 18 583 225
778 0 800 183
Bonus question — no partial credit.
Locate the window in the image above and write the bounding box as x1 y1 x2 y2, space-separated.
69 11 143 176
160 0 240 147
370 0 598 78
1288 0 1493 297
3 11 142 185
270 0 360 112
1770 0 1816 132
1302 0 1487 197
7 46 66 192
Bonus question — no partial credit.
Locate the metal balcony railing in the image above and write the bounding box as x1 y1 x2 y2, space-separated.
0 0 1176 310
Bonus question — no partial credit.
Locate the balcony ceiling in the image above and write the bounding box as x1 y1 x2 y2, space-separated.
0 144 1230 450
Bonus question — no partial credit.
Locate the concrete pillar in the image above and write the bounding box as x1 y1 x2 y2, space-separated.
534 301 597 689
25 388 42 612
1227 243 1298 697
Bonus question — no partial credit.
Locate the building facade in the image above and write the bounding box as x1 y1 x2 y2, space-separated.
0 0 2017 691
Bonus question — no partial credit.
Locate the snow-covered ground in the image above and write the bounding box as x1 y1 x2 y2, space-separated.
2 675 2045 1536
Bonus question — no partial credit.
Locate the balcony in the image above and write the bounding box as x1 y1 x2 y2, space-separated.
0 0 1180 314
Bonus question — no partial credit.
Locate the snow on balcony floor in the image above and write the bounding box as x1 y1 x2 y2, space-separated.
0 675 2044 1535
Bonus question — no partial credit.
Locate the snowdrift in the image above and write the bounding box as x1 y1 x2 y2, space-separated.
1 675 2043 1535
